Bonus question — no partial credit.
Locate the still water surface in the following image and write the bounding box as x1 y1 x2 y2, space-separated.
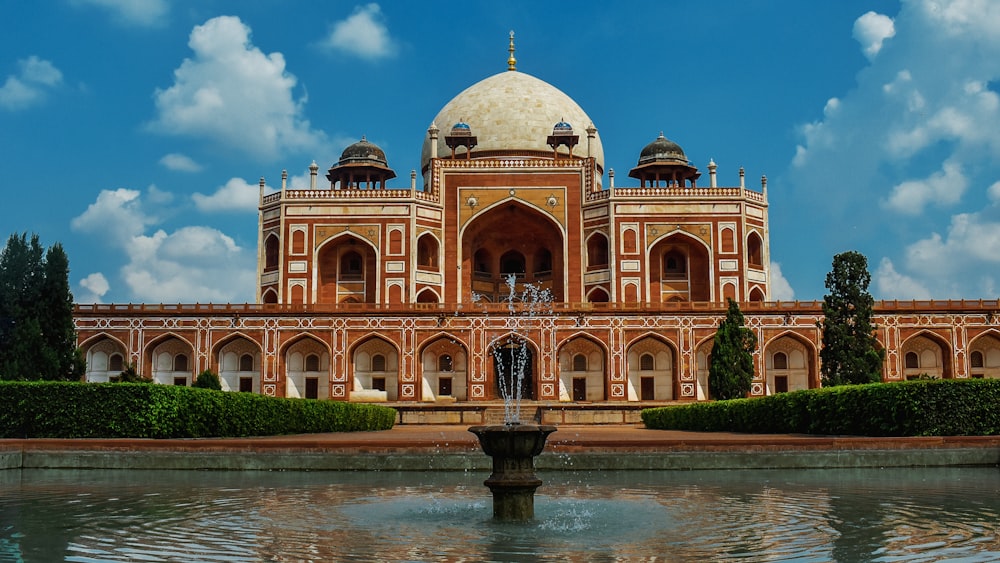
1 467 998 562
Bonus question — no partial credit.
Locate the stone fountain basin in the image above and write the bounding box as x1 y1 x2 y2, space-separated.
468 424 557 458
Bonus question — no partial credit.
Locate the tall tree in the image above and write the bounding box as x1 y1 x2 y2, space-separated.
0 233 79 380
709 298 757 400
819 251 884 386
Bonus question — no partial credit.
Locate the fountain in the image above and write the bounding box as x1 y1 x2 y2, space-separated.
469 275 557 521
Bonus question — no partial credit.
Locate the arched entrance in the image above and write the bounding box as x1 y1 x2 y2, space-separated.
626 336 675 401
317 235 378 304
557 337 606 401
648 232 711 302
463 202 564 302
491 335 535 400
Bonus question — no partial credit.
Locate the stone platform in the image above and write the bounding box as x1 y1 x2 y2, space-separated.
2 425 999 472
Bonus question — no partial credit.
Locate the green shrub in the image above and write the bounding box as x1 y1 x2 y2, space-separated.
641 379 1000 437
193 369 222 390
0 381 396 438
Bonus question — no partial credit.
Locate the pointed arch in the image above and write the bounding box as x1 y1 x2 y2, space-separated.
763 331 818 393
264 233 280 272
416 232 440 270
281 333 331 399
487 332 540 401
81 333 129 383
967 330 1000 379
418 334 469 401
747 231 764 269
647 230 712 302
316 232 379 304
351 335 401 401
214 333 262 393
586 231 610 271
461 200 566 302
145 333 195 386
900 331 952 380
557 334 608 401
416 288 441 303
625 333 678 401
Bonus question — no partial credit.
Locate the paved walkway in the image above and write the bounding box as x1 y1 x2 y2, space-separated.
5 424 1000 454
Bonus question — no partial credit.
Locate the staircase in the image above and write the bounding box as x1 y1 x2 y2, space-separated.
482 405 540 425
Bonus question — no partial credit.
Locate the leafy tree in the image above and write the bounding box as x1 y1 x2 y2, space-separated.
819 251 884 386
709 298 757 400
0 233 81 380
193 369 222 390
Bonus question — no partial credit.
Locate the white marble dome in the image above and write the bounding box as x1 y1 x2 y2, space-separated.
421 70 604 172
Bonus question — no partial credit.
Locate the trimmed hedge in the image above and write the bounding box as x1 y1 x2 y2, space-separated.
0 381 396 438
641 379 1000 437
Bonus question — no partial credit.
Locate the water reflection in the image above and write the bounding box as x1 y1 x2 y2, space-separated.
0 467 998 561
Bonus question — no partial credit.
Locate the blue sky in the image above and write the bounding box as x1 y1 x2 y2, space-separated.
3 0 999 304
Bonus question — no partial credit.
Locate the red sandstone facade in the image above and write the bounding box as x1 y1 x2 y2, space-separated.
75 49 1000 402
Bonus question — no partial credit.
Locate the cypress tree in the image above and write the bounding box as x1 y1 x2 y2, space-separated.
819 251 884 386
708 298 757 400
0 233 79 380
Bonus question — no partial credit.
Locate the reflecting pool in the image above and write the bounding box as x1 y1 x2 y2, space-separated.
1 467 999 561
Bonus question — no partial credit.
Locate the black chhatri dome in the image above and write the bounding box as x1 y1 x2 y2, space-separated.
637 132 687 165
339 136 389 167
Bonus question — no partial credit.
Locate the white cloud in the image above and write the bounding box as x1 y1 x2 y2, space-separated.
854 11 895 60
77 272 110 304
159 153 202 173
71 188 150 243
786 0 1000 299
149 16 329 159
72 0 168 27
768 262 795 301
988 180 1000 203
882 159 968 215
322 4 397 60
876 210 1000 299
72 187 257 303
0 56 63 110
874 258 932 300
192 177 264 213
122 227 255 303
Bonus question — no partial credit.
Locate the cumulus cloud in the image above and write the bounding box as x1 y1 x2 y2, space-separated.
883 159 968 215
786 0 1000 299
322 4 397 60
77 272 110 304
0 56 63 110
769 262 795 301
874 258 932 300
159 153 202 172
192 177 266 213
876 211 1000 299
854 11 895 60
71 187 257 303
149 16 329 159
71 0 168 27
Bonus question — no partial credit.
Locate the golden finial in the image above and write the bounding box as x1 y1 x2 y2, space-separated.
507 30 516 71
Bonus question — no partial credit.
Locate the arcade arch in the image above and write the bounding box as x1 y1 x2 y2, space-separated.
216 335 261 393
900 333 951 379
420 336 468 401
626 336 674 401
352 337 400 400
968 333 1000 379
557 337 605 401
283 336 330 399
763 334 814 394
82 335 127 383
148 335 194 386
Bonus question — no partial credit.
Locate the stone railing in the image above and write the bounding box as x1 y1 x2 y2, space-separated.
585 186 766 203
74 299 1000 316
